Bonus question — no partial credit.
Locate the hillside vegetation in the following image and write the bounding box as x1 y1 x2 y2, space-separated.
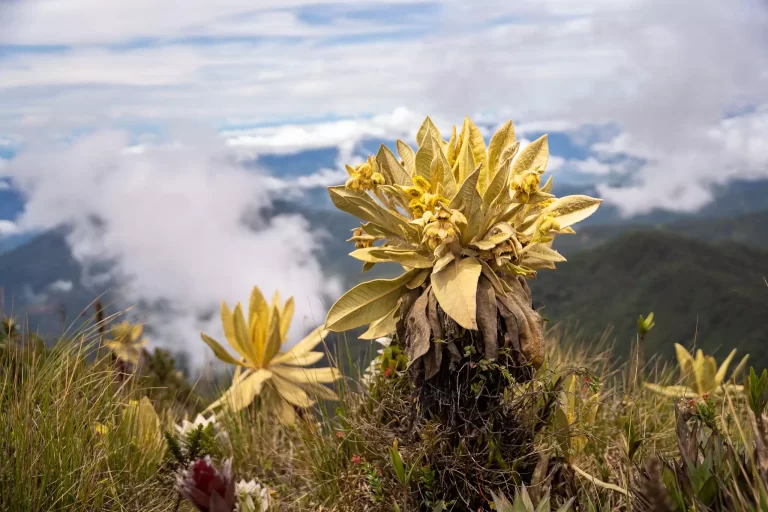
533 231 768 368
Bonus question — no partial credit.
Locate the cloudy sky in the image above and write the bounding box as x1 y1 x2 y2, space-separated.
1 0 767 356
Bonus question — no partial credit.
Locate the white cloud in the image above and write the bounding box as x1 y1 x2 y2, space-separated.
224 107 425 154
572 157 612 176
0 220 18 236
48 280 74 293
0 0 428 45
548 155 565 172
0 0 767 216
5 130 342 362
22 285 48 306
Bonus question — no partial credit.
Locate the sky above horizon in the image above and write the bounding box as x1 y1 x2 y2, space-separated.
1 0 767 359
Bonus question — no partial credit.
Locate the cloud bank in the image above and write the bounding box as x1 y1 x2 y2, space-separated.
4 130 341 362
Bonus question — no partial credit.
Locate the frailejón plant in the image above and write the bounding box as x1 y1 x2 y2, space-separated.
200 285 339 424
104 321 148 365
645 343 748 397
324 116 600 379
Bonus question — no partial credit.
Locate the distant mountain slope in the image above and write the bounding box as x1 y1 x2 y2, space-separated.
0 229 111 336
532 231 768 369
553 210 768 255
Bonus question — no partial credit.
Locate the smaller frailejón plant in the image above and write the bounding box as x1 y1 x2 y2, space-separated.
645 343 748 397
104 321 148 366
324 116 600 381
200 286 339 424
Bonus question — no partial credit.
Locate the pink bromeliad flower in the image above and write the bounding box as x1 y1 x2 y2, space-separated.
177 456 236 512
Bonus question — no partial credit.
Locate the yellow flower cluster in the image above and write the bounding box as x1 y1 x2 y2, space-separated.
479 235 523 269
412 203 467 251
511 170 542 203
344 156 384 192
347 226 377 249
534 214 561 243
399 176 448 218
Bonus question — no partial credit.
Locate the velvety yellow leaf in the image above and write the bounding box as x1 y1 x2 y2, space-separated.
328 186 419 243
397 139 416 175
376 144 412 186
482 148 515 208
429 149 441 193
406 268 430 289
450 162 481 211
416 116 441 147
123 397 163 453
270 290 281 313
274 351 324 366
431 257 482 330
271 327 327 363
433 252 455 273
462 117 487 180
130 323 143 341
674 344 694 377
272 366 339 384
415 134 435 180
233 304 256 365
452 134 476 184
201 332 242 366
349 247 396 263
455 121 466 157
499 141 521 169
207 369 272 413
715 349 738 386
279 297 294 341
267 386 298 425
263 309 282 364
105 342 143 365
644 382 696 398
248 286 269 328
433 137 458 199
271 374 315 408
325 271 417 331
356 187 421 239
359 304 399 340
449 164 483 244
529 191 555 205
522 244 567 262
470 233 510 251
732 354 750 381
541 175 553 193
221 302 253 363
369 248 434 268
540 195 602 228
447 125 457 165
487 120 516 179
494 202 525 225
512 135 548 176
248 287 269 351
698 355 717 393
302 382 340 401
522 258 557 270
